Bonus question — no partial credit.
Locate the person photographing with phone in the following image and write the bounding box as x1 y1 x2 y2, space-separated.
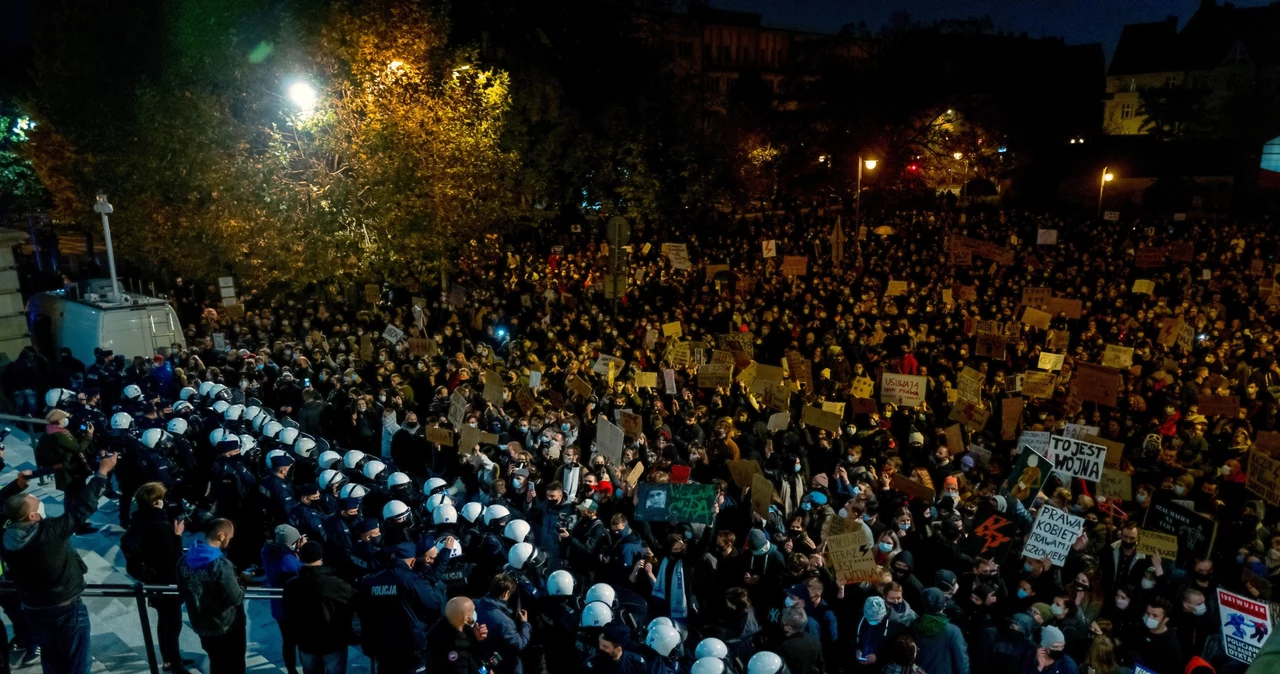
2 449 118 674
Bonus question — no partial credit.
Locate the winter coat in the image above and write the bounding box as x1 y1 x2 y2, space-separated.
177 541 245 637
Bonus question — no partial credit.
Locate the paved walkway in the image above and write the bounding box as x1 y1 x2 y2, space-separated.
1 429 373 674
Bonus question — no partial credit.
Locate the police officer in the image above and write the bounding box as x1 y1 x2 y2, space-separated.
641 624 685 674
137 429 179 490
288 483 327 542
542 570 581 673
322 495 362 581
349 518 386 576
259 453 297 526
357 541 447 674
575 600 615 670
581 624 647 674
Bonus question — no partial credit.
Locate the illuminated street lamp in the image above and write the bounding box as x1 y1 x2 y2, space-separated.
1098 166 1114 216
287 81 318 116
856 155 877 227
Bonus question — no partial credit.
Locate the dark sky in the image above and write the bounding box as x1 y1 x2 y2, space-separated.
712 0 1272 61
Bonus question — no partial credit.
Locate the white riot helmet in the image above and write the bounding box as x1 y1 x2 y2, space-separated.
224 404 245 421
646 624 682 657
110 412 134 431
339 484 367 500
503 519 531 544
266 449 286 466
209 383 229 401
382 500 411 523
122 384 143 402
507 542 538 570
483 504 511 526
293 437 317 458
212 400 231 414
692 658 726 674
243 406 263 424
585 583 616 607
362 460 387 481
747 652 784 674
238 435 257 455
178 386 199 401
342 450 367 471
252 412 272 433
140 428 168 449
45 388 75 408
581 601 614 628
547 570 575 596
198 381 214 398
460 502 484 524
166 417 189 436
695 638 729 661
317 451 342 470
278 427 300 446
425 493 452 514
318 469 345 491
424 477 449 497
171 400 194 415
387 472 412 489
261 420 284 440
433 504 458 525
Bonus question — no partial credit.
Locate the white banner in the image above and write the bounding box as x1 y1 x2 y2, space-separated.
1022 505 1084 567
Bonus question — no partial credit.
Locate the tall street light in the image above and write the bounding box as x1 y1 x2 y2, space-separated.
856 155 877 227
1097 166 1114 217
287 81 318 118
93 193 121 302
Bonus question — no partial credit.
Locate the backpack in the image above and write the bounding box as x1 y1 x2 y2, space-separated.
35 433 61 469
120 524 155 583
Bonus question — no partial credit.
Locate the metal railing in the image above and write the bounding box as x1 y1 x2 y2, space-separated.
0 582 282 674
0 413 44 440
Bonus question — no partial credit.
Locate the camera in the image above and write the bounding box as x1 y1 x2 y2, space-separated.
556 511 579 533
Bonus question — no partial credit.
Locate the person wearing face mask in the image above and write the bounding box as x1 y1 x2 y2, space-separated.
426 596 490 674
1127 597 1182 674
528 481 572 569
890 551 927 611
261 525 305 674
122 482 189 674
1018 625 1075 674
358 541 448 674
855 595 893 669
1099 523 1147 595
1171 587 1214 662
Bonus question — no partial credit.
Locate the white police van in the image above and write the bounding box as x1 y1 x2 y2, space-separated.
28 279 186 364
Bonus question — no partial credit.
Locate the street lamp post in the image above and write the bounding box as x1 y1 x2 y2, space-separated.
93 192 121 302
1097 166 1114 217
953 152 965 198
856 156 877 227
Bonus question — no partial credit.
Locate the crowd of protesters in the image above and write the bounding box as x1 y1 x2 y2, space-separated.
3 205 1280 674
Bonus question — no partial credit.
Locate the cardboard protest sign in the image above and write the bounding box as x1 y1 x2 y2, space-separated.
1076 362 1121 407
1198 395 1241 418
1144 499 1217 563
751 473 774 517
755 364 785 384
625 462 645 488
619 411 644 439
891 473 935 502
1246 450 1280 505
945 425 965 454
364 284 380 304
666 244 692 270
1168 241 1194 262
704 264 730 281
1136 530 1179 559
515 387 537 415
1038 353 1066 371
851 397 878 414
1131 279 1155 295
1022 287 1053 307
670 465 691 484
826 530 880 584
967 444 992 467
881 373 927 407
1002 397 1024 441
727 460 762 489
849 376 875 399
635 372 658 389
975 333 1007 359
447 392 468 429
959 508 1017 561
662 321 682 337
949 400 991 433
1135 247 1166 267
957 367 984 403
459 426 499 455
1044 297 1083 319
1217 589 1272 664
697 363 732 389
821 401 846 417
1098 469 1132 501
1157 318 1183 348
426 427 454 447
1036 229 1058 245
1084 435 1124 469
1048 435 1106 482
762 240 777 258
1256 431 1280 455
1023 505 1085 567
1021 307 1052 330
483 370 505 406
1020 431 1051 456
886 280 909 297
1006 444 1053 504
567 375 593 399
1046 330 1070 352
592 354 626 376
802 406 842 433
634 483 717 524
781 256 808 276
595 415 625 466
1102 345 1134 369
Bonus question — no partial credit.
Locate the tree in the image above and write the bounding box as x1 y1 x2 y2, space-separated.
1138 86 1212 139
21 0 516 288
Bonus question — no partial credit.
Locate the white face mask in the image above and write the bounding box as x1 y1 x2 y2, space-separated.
1116 597 1130 610
36 501 46 519
1143 615 1160 630
1190 603 1206 616
1174 485 1187 496
1142 578 1156 590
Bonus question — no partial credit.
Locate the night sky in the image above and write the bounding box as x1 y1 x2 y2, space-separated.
713 0 1274 60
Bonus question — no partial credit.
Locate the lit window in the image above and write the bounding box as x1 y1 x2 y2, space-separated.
1121 103 1133 120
